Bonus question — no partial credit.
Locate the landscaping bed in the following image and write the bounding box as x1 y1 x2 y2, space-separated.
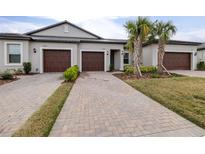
120 76 205 129
0 78 18 86
114 72 179 80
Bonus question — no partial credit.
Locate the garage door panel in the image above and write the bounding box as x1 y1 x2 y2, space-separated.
163 52 191 70
82 52 104 71
44 49 71 72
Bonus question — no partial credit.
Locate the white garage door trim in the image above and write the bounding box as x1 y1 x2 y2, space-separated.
79 49 107 72
40 47 73 73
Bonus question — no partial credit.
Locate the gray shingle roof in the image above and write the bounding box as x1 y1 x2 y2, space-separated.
0 33 30 40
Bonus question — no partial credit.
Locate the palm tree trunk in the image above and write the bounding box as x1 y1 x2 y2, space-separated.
157 39 171 75
133 38 142 77
138 37 143 66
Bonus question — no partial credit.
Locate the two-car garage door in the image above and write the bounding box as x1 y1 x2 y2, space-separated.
163 52 191 70
43 50 104 72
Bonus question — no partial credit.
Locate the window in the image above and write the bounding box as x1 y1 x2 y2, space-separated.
5 43 22 64
123 53 129 64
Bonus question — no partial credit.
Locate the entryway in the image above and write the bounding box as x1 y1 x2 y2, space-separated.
110 49 121 71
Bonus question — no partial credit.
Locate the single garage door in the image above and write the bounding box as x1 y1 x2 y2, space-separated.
163 52 191 70
82 52 104 71
43 49 71 72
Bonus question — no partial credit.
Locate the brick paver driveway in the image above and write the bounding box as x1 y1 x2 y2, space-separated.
0 73 62 136
50 72 205 137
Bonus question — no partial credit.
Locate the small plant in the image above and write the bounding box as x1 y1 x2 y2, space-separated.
109 64 114 71
23 62 32 74
15 68 24 75
140 66 157 73
150 73 160 78
1 70 14 80
197 61 205 70
64 65 79 82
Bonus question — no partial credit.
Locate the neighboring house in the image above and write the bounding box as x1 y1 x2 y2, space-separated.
197 44 205 62
143 40 201 70
0 20 203 73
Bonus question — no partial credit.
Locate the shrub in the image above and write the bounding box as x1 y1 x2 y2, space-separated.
197 61 205 70
109 64 114 71
64 65 79 82
151 73 160 78
23 62 32 74
15 68 24 75
124 65 135 75
1 70 14 80
124 64 132 71
140 66 157 73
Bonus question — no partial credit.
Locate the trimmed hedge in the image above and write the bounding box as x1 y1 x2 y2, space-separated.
124 65 157 75
140 65 157 73
124 65 135 75
64 65 79 82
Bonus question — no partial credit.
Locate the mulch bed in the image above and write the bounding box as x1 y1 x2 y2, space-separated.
113 72 174 80
0 78 19 86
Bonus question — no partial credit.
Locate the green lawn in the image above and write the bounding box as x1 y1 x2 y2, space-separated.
13 82 73 137
125 77 205 129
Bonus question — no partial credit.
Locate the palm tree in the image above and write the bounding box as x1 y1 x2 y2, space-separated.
124 16 152 77
154 21 177 74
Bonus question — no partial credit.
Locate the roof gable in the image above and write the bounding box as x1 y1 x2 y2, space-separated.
25 21 102 39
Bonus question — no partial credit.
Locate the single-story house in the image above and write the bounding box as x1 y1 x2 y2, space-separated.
0 20 203 73
143 40 201 70
197 43 205 62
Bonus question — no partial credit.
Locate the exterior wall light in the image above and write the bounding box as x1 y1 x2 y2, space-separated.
33 48 37 53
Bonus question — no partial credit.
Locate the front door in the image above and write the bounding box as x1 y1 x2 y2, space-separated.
110 51 115 68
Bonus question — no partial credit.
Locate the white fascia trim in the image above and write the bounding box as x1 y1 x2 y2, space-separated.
79 49 107 72
165 50 195 53
4 42 23 66
40 47 73 73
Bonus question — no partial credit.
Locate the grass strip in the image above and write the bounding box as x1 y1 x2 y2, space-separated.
12 82 73 137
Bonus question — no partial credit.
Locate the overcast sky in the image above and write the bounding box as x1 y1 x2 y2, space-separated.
0 16 205 42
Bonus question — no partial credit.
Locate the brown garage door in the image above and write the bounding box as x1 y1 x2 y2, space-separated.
43 49 71 72
82 52 104 71
163 52 191 70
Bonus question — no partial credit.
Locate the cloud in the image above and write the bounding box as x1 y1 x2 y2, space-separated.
44 16 128 39
172 28 205 42
78 17 127 39
0 17 43 33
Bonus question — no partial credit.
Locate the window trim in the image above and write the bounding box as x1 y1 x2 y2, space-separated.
123 52 129 64
4 42 23 66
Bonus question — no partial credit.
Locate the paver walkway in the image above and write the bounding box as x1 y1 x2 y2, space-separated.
50 72 205 137
171 70 205 77
0 73 62 136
